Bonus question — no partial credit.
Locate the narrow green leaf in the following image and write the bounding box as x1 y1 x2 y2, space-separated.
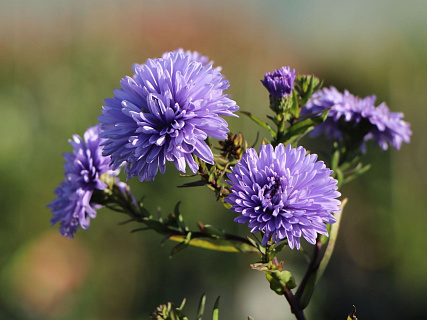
196 294 206 320
290 90 300 118
168 236 259 254
297 199 348 309
220 198 232 210
296 75 323 106
319 223 331 245
178 180 209 188
273 241 287 253
240 111 276 137
169 232 192 258
142 218 172 234
118 218 135 225
335 168 344 187
208 171 216 184
270 240 288 259
342 164 371 185
280 109 329 144
200 224 225 238
295 271 316 309
316 198 347 284
174 202 189 232
246 236 266 254
130 227 151 233
177 298 187 311
212 296 220 320
331 148 340 171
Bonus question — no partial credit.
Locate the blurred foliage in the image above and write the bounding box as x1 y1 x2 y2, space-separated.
0 0 426 319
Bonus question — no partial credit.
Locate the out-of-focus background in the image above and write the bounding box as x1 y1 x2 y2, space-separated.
1 0 426 319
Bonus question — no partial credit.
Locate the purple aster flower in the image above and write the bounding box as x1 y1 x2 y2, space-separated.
301 86 373 139
48 125 114 238
261 66 296 99
363 102 412 151
99 50 238 181
301 86 411 151
225 144 341 249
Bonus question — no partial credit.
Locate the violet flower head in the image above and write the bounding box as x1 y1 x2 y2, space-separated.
301 86 372 139
261 66 296 99
225 144 341 249
301 86 411 151
364 102 412 151
99 50 239 181
48 125 113 238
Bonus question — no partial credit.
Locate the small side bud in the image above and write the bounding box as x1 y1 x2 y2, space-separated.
261 66 296 114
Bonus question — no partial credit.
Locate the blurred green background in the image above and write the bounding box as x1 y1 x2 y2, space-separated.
1 0 426 319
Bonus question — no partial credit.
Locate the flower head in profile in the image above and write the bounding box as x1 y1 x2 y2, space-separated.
99 50 238 181
261 66 296 99
301 86 371 139
301 86 411 151
364 102 412 151
48 125 114 238
225 144 341 249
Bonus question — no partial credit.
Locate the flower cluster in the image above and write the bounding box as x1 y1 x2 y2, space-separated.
261 66 296 99
301 86 411 151
48 125 114 238
99 49 239 182
49 51 411 254
47 50 415 320
225 144 341 249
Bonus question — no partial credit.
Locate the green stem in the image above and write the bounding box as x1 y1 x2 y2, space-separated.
100 184 258 254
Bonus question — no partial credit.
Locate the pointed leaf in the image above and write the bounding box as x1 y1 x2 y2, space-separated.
290 90 300 118
168 236 259 253
169 232 192 258
212 296 220 320
272 241 288 256
178 180 209 188
331 148 340 171
240 111 276 137
220 198 232 210
280 109 329 144
130 227 151 233
199 224 225 238
296 199 348 309
316 198 347 284
142 218 172 234
178 298 187 311
174 202 189 232
196 294 206 320
246 236 266 254
295 272 317 309
342 164 371 185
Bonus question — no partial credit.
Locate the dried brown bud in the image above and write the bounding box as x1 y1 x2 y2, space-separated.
217 133 247 160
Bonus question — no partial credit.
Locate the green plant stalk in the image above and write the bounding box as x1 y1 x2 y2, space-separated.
99 184 259 254
295 199 347 309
